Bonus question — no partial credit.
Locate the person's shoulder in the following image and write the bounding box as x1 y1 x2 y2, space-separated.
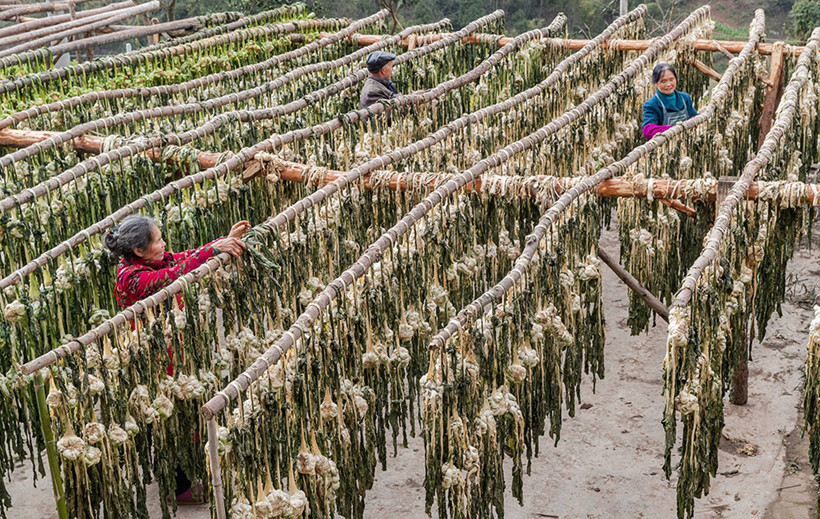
643 94 661 109
678 91 693 102
116 260 142 281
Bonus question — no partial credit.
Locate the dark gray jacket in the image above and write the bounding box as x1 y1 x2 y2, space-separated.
359 76 398 109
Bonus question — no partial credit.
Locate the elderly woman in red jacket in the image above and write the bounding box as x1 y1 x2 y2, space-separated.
105 215 248 308
103 215 248 504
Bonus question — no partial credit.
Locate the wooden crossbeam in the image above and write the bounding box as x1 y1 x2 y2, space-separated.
322 31 805 56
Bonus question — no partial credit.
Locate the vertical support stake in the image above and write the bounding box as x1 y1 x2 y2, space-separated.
718 176 749 405
207 417 227 519
34 373 69 519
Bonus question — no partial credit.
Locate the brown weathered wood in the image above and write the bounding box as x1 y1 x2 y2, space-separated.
597 246 669 322
333 31 803 56
48 15 207 55
711 40 735 60
150 16 159 44
0 1 134 41
242 158 820 205
758 43 785 148
0 6 129 47
714 175 749 406
0 0 159 57
693 58 722 82
659 198 698 217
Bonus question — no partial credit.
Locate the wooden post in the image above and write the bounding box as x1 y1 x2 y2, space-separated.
34 373 69 519
717 176 749 405
207 418 227 519
150 16 159 44
84 32 93 61
758 43 785 148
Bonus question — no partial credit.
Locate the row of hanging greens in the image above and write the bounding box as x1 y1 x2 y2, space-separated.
0 16 358 188
805 305 820 507
0 5 292 78
203 7 713 519
0 4 317 114
0 12 393 234
414 12 722 518
616 14 765 335
0 14 474 237
0 11 246 81
0 11 523 518
36 6 640 516
421 192 603 518
1 16 370 136
0 14 493 376
662 26 820 519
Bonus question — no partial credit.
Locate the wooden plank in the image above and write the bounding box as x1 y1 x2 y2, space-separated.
758 43 786 148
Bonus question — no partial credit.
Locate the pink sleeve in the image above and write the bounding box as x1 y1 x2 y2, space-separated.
642 124 672 139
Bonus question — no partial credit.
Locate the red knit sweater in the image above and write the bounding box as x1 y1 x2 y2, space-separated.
114 240 220 309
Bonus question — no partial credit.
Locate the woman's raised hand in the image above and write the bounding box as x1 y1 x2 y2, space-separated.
228 220 251 239
213 237 247 257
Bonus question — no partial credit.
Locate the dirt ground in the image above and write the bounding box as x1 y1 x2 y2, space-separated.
6 217 819 519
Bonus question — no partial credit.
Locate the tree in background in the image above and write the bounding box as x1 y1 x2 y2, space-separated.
791 0 820 40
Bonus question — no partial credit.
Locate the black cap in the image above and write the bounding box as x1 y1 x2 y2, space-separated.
366 50 396 73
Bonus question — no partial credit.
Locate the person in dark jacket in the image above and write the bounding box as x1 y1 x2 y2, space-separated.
360 50 399 108
642 63 698 139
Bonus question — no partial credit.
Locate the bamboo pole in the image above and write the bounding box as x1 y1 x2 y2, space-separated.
18 9 568 378
48 15 217 55
0 4 133 47
0 0 135 41
206 418 226 519
34 373 69 519
0 0 160 58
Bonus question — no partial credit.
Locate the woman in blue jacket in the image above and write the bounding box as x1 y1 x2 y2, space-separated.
642 63 698 139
